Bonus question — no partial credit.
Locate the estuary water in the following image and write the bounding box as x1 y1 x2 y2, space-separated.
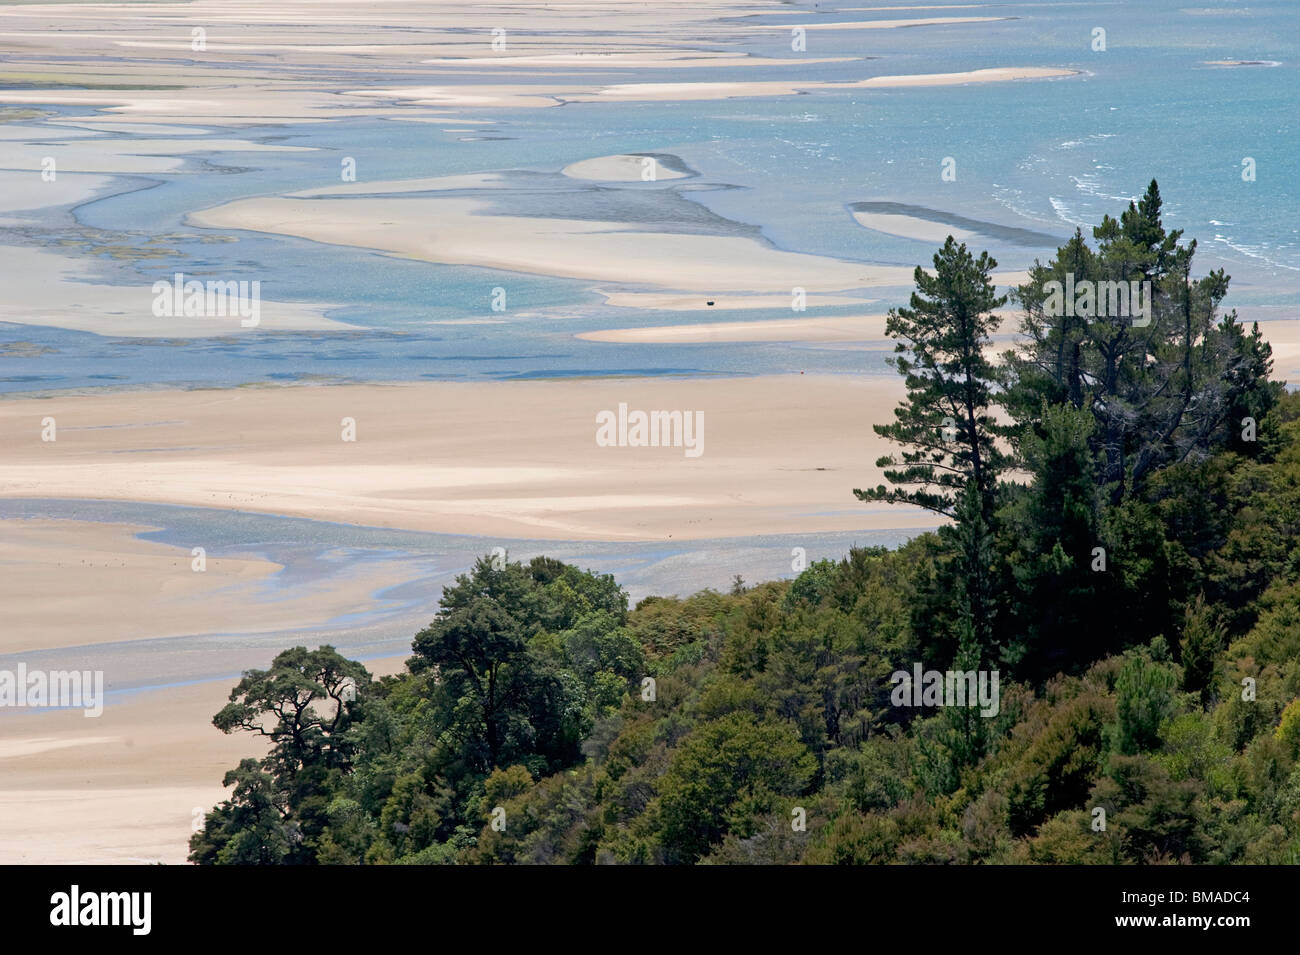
2 0 1297 393
1 0 1296 689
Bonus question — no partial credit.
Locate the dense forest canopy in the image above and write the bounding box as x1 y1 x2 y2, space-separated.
193 184 1300 865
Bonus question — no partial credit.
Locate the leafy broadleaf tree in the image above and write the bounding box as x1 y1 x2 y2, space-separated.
192 646 371 863
213 645 370 776
655 712 816 863
409 554 629 776
189 759 292 865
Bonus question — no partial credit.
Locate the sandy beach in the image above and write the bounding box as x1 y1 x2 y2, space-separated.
0 656 407 864
1 0 1295 869
0 518 430 654
0 376 932 542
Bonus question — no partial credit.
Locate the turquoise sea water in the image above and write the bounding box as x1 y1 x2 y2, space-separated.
2 0 1298 392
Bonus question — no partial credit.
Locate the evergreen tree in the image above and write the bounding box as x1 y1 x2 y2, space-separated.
1005 402 1108 679
1179 595 1226 707
856 236 1010 521
1007 180 1275 503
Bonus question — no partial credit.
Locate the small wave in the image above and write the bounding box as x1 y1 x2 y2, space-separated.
1210 234 1300 272
991 185 1057 228
1055 133 1118 151
1049 196 1091 229
774 137 832 159
1070 174 1137 205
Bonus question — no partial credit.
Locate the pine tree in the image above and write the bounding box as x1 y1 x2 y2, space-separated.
1007 181 1276 503
1006 402 1107 680
855 236 1010 521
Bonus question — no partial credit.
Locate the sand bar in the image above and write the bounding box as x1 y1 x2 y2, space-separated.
577 308 1023 344
592 290 879 311
854 212 979 245
0 518 426 654
191 194 919 293
0 246 353 337
562 153 690 182
755 16 1010 31
0 377 939 542
579 315 892 344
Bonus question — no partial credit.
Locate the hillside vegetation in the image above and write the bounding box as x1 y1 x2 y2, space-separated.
192 184 1300 865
